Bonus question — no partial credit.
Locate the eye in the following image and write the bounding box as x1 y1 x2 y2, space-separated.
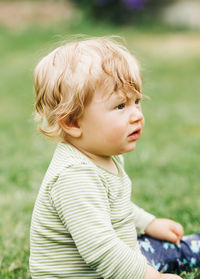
135 99 141 105
116 103 125 110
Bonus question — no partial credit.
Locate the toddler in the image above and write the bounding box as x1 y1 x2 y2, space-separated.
30 37 200 279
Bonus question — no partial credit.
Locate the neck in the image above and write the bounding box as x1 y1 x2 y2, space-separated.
69 143 118 174
90 154 118 174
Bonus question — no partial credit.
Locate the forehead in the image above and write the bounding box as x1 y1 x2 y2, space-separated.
93 73 141 101
92 87 142 105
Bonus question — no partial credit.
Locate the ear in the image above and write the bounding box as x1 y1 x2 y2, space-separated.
59 117 82 138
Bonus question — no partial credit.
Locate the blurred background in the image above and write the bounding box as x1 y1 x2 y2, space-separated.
0 0 200 278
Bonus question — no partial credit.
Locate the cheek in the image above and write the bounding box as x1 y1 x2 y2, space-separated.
104 123 126 143
140 108 144 127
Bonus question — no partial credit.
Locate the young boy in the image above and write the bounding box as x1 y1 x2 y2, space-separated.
30 37 200 279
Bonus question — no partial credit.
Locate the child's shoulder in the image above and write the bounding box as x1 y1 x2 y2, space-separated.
47 144 109 192
41 143 96 190
40 144 126 201
43 143 124 188
50 143 94 172
53 143 124 171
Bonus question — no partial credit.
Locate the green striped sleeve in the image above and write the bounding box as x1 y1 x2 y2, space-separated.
131 202 155 235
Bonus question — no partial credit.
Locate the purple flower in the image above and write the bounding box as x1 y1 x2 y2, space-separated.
123 0 147 10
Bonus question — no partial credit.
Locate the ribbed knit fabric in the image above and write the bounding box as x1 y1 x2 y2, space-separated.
30 143 155 278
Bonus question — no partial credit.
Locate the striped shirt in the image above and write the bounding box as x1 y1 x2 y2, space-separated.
30 143 155 278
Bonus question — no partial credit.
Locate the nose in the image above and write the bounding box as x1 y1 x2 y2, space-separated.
129 106 144 124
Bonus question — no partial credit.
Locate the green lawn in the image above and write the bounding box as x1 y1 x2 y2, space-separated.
0 15 200 278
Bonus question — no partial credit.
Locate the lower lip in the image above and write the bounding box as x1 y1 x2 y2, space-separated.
128 131 141 141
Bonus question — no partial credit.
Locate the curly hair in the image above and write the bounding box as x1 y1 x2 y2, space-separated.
34 36 142 142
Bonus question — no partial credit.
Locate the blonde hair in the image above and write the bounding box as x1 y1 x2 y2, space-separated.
34 36 142 142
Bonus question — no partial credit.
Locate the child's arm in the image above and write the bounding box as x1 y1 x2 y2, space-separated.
130 202 156 235
145 218 184 245
51 165 148 279
130 203 184 245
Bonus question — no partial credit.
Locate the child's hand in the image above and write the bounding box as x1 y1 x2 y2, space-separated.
145 218 184 245
143 265 183 279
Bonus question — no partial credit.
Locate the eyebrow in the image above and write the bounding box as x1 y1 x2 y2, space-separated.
107 92 126 103
135 91 143 99
111 90 143 102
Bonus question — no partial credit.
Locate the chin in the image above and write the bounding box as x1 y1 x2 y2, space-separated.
129 141 137 149
121 142 137 154
127 146 136 153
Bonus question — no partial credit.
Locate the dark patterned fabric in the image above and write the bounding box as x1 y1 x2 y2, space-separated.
138 234 200 273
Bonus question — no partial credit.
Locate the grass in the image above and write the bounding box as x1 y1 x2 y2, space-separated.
0 13 200 278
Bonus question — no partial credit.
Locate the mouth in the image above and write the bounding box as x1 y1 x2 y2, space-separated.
128 128 141 141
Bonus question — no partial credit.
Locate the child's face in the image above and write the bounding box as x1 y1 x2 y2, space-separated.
76 88 144 158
